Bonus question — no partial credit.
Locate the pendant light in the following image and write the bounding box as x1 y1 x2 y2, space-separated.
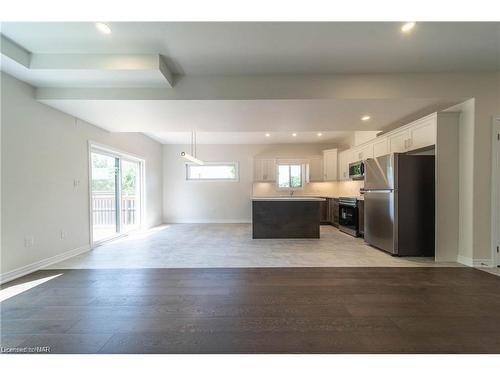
180 130 204 165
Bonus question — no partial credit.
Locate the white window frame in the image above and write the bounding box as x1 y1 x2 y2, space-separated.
185 161 240 182
276 163 306 190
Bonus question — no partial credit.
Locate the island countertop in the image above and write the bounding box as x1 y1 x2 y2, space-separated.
252 196 326 201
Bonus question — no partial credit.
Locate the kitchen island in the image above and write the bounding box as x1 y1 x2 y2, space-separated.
252 197 325 239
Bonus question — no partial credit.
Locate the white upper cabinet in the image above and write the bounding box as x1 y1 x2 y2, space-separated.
388 128 410 153
321 113 438 182
372 137 389 158
254 114 438 183
406 116 437 151
263 159 276 181
322 148 338 181
254 158 276 182
307 156 324 182
352 143 373 162
387 114 437 154
338 149 352 181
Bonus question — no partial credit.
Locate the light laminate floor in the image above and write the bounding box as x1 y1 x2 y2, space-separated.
49 224 460 269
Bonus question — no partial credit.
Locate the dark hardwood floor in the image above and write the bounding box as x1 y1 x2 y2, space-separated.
2 267 500 353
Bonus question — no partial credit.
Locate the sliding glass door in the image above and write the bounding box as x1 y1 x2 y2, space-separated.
91 152 119 242
120 159 141 233
90 147 142 244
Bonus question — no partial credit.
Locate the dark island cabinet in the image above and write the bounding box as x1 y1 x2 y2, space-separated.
331 198 340 227
320 198 340 226
320 199 330 224
252 199 322 238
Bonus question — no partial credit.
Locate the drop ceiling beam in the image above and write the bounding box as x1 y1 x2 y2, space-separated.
0 36 175 87
0 34 31 67
30 53 175 87
158 56 174 87
33 72 491 102
30 54 160 70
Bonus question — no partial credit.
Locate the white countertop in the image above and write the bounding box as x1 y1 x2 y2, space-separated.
317 195 364 201
252 195 363 201
252 196 326 201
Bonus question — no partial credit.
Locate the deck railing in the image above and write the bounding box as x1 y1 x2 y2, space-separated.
92 193 137 226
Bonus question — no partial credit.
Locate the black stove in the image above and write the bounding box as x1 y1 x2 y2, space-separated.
338 197 359 237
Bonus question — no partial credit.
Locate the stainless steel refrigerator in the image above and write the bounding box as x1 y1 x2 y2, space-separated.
363 153 435 256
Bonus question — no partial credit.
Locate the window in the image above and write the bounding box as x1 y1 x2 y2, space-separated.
186 162 239 181
278 164 303 189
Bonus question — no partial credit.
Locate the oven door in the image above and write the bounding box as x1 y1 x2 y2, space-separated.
339 204 358 236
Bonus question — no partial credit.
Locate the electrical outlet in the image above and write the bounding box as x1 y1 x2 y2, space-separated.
60 230 65 240
73 179 80 188
24 236 34 248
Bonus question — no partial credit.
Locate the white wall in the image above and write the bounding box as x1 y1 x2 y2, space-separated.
434 112 460 262
1 73 163 279
36 72 500 261
446 100 475 263
162 143 338 223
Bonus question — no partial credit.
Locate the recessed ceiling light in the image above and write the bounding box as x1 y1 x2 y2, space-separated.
265 133 270 137
401 22 416 33
317 133 323 137
361 115 371 121
95 22 112 35
292 133 297 137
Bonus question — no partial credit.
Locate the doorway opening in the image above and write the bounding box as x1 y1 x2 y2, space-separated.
89 143 144 245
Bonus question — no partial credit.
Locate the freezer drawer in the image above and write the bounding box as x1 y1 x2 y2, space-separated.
364 190 396 254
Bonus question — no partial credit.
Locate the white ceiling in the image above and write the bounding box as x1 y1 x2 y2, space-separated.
39 98 457 144
2 22 499 75
1 22 491 144
146 131 354 145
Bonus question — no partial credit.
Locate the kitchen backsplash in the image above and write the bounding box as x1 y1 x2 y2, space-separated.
252 180 364 197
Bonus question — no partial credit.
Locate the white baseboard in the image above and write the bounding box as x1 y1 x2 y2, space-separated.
0 244 91 284
457 255 493 268
457 255 473 267
165 219 251 224
473 258 494 267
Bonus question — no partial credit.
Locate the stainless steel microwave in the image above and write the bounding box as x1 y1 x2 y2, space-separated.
349 161 365 180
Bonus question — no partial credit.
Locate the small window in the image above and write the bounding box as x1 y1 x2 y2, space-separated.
278 164 303 189
186 162 239 181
